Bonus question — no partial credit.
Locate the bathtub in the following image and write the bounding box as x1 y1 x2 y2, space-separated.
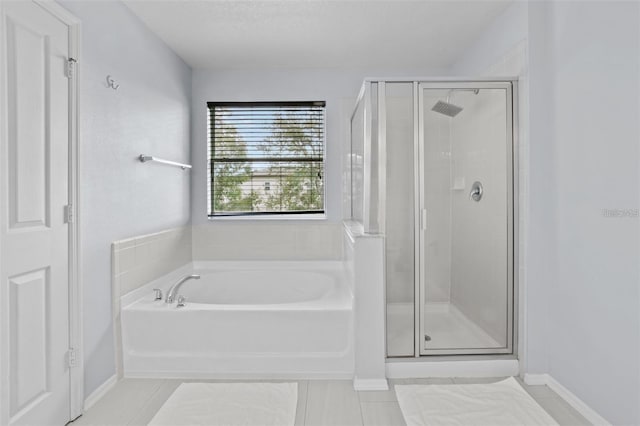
120 261 354 378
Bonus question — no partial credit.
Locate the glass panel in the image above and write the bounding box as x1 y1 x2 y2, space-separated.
385 83 415 357
422 87 510 352
349 83 379 232
368 83 379 233
350 96 365 223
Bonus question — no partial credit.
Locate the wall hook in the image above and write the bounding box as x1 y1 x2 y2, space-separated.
106 75 119 90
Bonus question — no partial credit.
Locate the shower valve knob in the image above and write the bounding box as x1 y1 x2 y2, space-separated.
470 181 483 202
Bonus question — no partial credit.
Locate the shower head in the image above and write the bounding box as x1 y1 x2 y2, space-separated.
431 100 463 117
431 89 479 118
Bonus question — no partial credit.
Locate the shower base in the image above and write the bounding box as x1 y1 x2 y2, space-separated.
423 303 501 350
387 302 501 354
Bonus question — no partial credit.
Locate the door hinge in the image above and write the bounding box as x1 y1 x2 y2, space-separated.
65 204 74 223
67 348 77 368
66 58 77 79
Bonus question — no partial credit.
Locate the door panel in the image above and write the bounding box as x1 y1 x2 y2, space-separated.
1 1 71 424
9 268 50 415
7 17 49 228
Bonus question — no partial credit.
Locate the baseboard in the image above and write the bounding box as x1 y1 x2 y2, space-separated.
524 374 610 426
387 359 519 379
83 374 118 411
523 373 548 386
124 371 354 380
353 378 389 391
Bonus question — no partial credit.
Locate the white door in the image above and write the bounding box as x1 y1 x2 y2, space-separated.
1 1 72 424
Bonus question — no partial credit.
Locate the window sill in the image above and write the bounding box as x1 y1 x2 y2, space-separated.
207 214 327 222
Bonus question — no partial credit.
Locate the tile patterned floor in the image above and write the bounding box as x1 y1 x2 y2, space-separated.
71 377 592 426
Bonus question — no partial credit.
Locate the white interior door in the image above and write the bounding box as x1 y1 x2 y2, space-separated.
1 1 72 424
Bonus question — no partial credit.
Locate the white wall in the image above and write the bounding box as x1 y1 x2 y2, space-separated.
58 1 192 398
449 2 528 77
542 2 640 424
192 222 343 261
452 2 640 424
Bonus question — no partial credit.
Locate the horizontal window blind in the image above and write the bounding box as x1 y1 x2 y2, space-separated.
208 101 325 216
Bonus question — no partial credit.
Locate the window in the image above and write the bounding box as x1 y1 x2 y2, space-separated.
208 101 325 217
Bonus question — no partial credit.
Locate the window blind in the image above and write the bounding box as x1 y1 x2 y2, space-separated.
208 101 326 216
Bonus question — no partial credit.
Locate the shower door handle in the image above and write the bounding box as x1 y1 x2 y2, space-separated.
420 209 427 230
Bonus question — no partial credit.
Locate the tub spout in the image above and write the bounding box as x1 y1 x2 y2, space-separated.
165 274 200 303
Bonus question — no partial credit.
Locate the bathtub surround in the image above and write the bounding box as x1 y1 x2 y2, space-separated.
57 0 192 399
111 227 192 378
192 223 343 261
112 224 357 380
112 228 192 296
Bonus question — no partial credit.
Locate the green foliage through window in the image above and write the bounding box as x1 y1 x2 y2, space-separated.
208 102 325 216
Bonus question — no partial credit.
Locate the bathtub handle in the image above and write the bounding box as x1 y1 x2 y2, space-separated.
153 288 163 301
176 295 186 308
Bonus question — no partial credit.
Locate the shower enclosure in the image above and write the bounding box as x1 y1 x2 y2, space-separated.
349 79 516 357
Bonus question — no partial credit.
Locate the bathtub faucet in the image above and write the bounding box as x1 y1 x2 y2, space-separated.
165 274 200 304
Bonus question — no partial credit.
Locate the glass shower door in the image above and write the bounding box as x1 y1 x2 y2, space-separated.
418 82 514 355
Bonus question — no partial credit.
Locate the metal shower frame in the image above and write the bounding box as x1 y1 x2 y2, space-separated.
350 78 520 359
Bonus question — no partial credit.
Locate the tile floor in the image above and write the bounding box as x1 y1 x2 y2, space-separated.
71 377 591 426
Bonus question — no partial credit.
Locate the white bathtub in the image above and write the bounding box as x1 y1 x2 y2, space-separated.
120 261 354 378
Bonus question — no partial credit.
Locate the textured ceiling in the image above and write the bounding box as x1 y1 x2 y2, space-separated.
123 0 513 70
